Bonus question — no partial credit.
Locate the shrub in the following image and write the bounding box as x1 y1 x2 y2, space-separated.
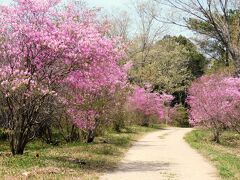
170 104 189 127
187 74 240 143
128 87 173 126
0 128 7 140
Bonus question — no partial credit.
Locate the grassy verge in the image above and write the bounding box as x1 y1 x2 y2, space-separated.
185 129 240 180
0 125 161 180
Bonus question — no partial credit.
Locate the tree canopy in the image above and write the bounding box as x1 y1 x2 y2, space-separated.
130 35 206 94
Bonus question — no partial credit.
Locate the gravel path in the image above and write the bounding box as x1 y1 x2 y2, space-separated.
100 127 218 180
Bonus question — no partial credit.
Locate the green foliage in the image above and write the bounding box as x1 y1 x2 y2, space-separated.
187 10 240 69
125 109 160 127
185 129 240 180
170 104 189 127
0 128 7 140
111 111 127 132
172 36 206 78
188 18 215 34
107 89 130 133
206 60 236 75
130 35 206 94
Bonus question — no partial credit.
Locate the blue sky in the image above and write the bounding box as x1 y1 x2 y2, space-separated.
0 0 10 4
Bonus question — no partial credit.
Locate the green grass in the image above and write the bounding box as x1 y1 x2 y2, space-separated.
185 129 240 180
0 125 162 179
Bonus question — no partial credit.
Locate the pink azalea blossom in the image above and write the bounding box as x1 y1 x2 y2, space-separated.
187 75 240 132
128 87 174 121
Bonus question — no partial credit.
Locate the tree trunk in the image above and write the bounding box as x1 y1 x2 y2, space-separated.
45 126 53 144
231 52 240 76
86 118 101 143
9 133 28 155
86 129 96 143
213 129 221 143
225 49 229 66
142 115 149 127
68 125 80 142
113 114 124 132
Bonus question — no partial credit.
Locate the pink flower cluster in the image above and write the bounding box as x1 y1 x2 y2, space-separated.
187 75 240 131
128 87 174 120
0 0 129 130
67 108 99 130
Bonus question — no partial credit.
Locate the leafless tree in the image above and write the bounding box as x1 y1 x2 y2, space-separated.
132 0 165 61
154 0 240 73
105 1 166 66
107 10 131 42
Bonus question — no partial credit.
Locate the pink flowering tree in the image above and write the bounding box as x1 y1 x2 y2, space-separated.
0 0 126 153
63 61 130 143
187 75 240 142
128 87 174 126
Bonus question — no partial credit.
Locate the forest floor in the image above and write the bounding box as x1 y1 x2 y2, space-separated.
100 127 219 180
0 125 161 180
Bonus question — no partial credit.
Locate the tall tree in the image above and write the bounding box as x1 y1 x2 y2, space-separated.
155 0 240 74
0 0 126 154
129 0 165 61
130 36 206 102
188 10 240 68
107 10 131 43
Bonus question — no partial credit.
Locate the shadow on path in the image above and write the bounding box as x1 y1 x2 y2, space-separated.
117 161 170 172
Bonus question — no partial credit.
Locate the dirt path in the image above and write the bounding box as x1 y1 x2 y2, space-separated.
100 127 218 180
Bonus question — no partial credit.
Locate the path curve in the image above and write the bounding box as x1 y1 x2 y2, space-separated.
100 127 218 180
